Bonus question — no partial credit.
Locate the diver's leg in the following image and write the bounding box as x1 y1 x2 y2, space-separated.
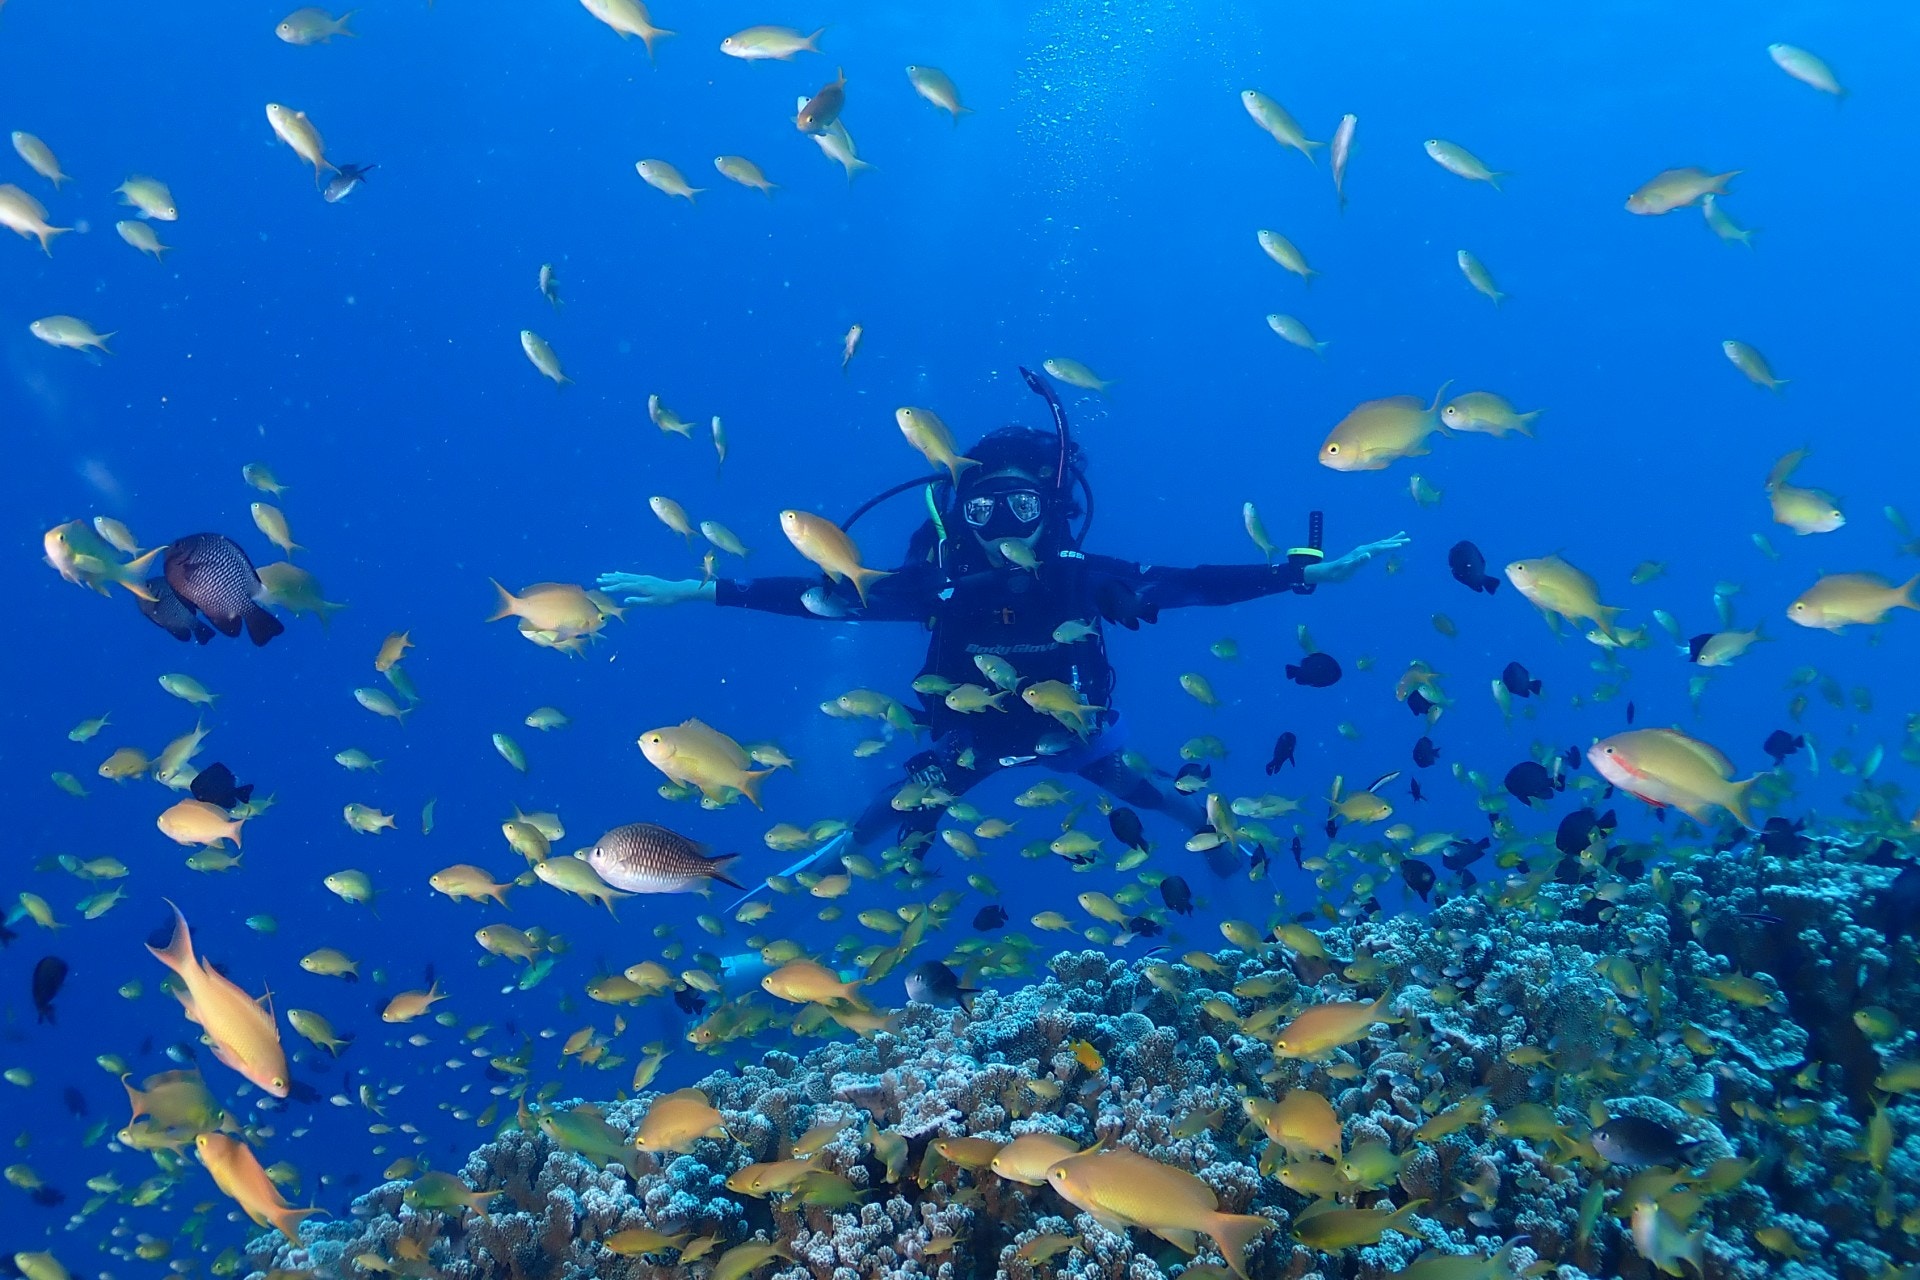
1074 749 1243 877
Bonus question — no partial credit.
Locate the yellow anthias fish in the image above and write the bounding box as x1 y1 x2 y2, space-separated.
147 902 289 1097
157 799 245 849
1043 357 1114 393
636 159 703 202
519 330 570 385
487 580 602 638
578 0 674 60
720 24 823 59
1587 728 1759 829
1241 90 1322 163
633 1087 727 1154
1021 680 1105 737
905 66 971 120
265 105 336 185
638 718 773 808
1440 391 1538 437
1318 384 1452 471
779 510 891 604
1256 229 1316 283
713 155 778 195
10 131 69 188
1044 1147 1273 1280
44 521 163 598
1505 555 1621 637
1243 1090 1342 1160
989 1133 1081 1186
762 959 864 1005
116 219 170 260
195 1133 320 1242
1722 339 1785 391
1271 994 1400 1060
381 982 445 1023
895 407 979 480
0 182 72 253
1625 167 1737 215
1786 573 1917 631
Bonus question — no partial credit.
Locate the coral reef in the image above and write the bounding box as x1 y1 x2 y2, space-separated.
256 827 1920 1279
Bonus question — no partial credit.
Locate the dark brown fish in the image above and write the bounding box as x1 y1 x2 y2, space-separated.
33 955 68 1024
796 67 847 133
137 577 215 644
584 822 742 893
163 534 284 646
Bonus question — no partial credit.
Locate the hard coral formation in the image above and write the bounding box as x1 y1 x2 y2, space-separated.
260 828 1920 1280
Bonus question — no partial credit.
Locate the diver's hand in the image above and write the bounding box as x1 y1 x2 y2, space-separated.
1305 532 1411 584
594 572 714 606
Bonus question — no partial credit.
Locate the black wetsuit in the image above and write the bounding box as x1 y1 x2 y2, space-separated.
718 542 1307 855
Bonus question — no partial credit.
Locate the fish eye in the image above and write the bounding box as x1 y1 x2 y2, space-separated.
1326 444 1339 454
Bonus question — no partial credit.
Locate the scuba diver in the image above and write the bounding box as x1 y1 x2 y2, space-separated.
598 369 1408 889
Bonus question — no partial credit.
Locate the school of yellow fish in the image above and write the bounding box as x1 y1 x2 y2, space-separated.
8 6 1920 1280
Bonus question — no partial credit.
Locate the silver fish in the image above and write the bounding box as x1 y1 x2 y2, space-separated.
584 823 743 894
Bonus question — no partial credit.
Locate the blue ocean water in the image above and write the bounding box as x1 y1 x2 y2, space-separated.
4 0 1917 1262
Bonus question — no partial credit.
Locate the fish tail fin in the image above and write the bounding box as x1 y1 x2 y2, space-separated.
1725 776 1761 830
270 1205 324 1243
148 899 195 976
707 854 745 890
1897 575 1920 611
1387 1197 1429 1233
948 455 981 479
1515 410 1541 437
736 770 773 810
849 566 892 605
337 10 359 36
1205 1212 1270 1280
486 579 518 622
1426 379 1455 415
245 606 285 647
1487 173 1505 192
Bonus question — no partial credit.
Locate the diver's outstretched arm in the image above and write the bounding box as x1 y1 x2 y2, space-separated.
1304 531 1412 584
595 572 714 605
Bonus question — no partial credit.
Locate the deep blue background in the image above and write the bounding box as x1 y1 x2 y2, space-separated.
3 0 1916 1254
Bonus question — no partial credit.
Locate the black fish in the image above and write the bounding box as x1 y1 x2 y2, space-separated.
32 956 67 1024
673 987 706 1016
163 534 285 646
1287 836 1303 868
972 904 1008 932
1563 744 1583 772
1159 875 1193 916
1125 915 1163 938
62 1086 87 1116
1264 732 1297 774
1447 540 1500 594
1055 849 1097 867
1685 633 1716 664
137 577 214 644
1555 807 1617 858
905 960 977 1014
1409 779 1425 802
1500 661 1540 697
1400 859 1436 901
189 762 253 810
1108 807 1149 854
1285 652 1342 688
1759 817 1809 860
1412 737 1441 768
322 162 375 203
1503 761 1562 807
1626 700 1636 724
1591 1115 1703 1168
1442 837 1490 871
1407 689 1434 716
1763 730 1805 765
